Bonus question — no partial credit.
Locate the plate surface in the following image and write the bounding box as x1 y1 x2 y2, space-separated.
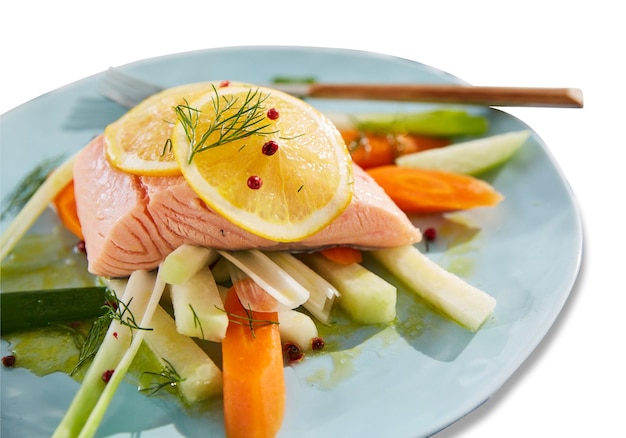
0 46 582 437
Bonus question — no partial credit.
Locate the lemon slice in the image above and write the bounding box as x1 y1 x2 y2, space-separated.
104 81 240 175
171 85 354 242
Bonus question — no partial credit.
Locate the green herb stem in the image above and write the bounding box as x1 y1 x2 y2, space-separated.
1 152 77 261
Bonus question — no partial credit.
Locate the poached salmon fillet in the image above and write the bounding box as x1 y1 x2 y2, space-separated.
74 135 421 277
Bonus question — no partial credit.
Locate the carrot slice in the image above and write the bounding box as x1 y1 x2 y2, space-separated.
222 281 285 438
320 246 363 264
52 179 84 240
366 165 503 213
342 130 450 169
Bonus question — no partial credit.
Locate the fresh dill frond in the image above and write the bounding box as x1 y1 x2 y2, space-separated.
215 304 279 338
1 154 65 221
71 312 111 375
70 288 155 375
140 358 185 396
108 294 154 334
188 304 205 340
174 86 279 164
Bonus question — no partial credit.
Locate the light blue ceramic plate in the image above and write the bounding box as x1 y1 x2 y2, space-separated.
0 46 582 437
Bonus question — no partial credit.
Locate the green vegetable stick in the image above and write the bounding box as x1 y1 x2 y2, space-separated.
0 287 108 334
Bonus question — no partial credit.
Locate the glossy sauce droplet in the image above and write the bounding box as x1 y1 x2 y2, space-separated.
262 141 279 156
267 108 279 120
247 175 263 190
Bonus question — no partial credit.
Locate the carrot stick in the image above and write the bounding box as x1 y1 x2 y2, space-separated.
319 246 363 265
222 281 286 438
366 165 503 213
342 130 450 169
52 179 84 240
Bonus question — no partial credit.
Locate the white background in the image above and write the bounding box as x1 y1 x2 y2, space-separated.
1 1 623 436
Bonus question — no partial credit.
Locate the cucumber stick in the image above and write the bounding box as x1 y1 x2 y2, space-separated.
396 130 530 175
298 253 396 325
0 287 108 334
169 266 229 342
327 110 489 137
144 305 222 403
370 245 495 331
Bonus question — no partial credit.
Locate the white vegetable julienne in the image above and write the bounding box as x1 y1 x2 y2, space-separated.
370 245 496 331
278 310 319 351
218 249 310 310
264 251 339 324
298 253 397 325
170 266 228 342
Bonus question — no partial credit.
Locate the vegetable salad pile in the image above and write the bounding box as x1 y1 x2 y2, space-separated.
0 81 530 438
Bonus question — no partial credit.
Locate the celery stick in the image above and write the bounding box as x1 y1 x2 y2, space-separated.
218 249 310 309
144 305 222 403
264 251 339 324
370 245 495 331
298 253 397 325
170 266 228 342
1 152 77 261
78 271 166 438
52 270 165 438
327 110 488 136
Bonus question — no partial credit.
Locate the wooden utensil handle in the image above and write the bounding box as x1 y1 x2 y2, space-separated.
307 84 583 108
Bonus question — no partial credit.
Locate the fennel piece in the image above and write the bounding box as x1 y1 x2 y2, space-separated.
53 269 166 438
264 251 339 324
278 309 319 351
218 249 310 310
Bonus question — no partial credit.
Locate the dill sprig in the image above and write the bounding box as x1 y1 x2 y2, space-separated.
1 154 65 221
109 295 153 332
174 86 278 164
188 304 205 340
216 304 279 338
70 289 153 375
140 358 185 396
71 313 110 375
71 289 118 375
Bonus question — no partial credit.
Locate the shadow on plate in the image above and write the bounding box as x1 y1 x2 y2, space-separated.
62 97 126 131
